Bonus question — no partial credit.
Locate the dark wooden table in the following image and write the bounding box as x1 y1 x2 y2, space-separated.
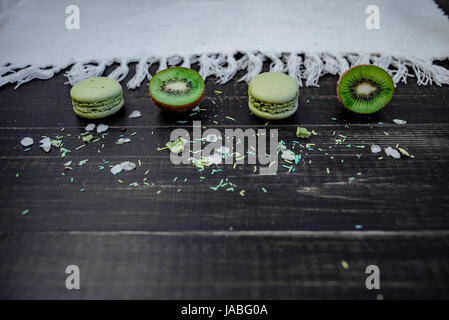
1 5 449 299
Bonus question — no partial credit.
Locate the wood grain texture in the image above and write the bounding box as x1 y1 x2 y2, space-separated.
0 231 448 299
1 20 449 298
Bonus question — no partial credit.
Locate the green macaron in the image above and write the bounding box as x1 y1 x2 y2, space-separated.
70 77 124 119
248 72 299 120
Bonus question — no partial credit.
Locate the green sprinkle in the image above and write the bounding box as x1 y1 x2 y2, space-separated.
83 134 93 142
214 90 222 94
397 147 410 157
80 188 85 192
355 224 363 229
225 116 236 121
21 209 29 215
131 132 137 136
383 132 389 136
326 168 330 174
75 144 86 150
261 187 267 193
341 260 349 269
331 117 337 121
355 145 366 149
24 148 31 152
15 173 19 178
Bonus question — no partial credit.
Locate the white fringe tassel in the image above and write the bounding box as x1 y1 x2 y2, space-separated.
1 52 449 89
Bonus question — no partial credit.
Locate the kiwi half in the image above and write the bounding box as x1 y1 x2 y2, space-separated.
149 67 205 112
337 65 394 114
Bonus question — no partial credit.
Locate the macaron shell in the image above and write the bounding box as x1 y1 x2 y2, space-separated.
70 77 123 102
73 97 124 119
249 99 298 120
248 72 299 104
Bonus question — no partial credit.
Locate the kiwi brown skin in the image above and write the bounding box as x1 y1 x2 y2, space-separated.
336 64 394 114
149 67 205 113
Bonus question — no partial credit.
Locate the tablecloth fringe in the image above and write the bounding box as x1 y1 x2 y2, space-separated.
1 52 448 89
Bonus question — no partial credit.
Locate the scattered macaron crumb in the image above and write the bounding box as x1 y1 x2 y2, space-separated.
393 119 406 125
296 127 311 138
371 145 381 153
116 138 131 144
121 161 137 171
39 137 51 152
129 110 142 119
110 161 136 174
165 137 187 154
281 150 295 161
85 124 96 131
385 146 401 159
96 124 108 133
377 294 384 300
20 137 33 147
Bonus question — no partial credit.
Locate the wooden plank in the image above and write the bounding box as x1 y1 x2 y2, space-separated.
0 231 448 299
1 123 448 232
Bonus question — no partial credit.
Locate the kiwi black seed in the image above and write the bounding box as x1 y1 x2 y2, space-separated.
337 65 394 114
149 67 205 113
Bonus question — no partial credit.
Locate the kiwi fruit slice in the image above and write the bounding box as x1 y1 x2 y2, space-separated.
149 67 205 112
337 65 394 114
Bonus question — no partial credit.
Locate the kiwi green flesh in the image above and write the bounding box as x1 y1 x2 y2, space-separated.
149 67 204 107
338 65 394 114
